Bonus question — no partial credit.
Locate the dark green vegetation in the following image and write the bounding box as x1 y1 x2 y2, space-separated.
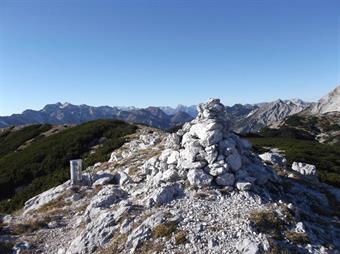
0 120 136 213
263 114 340 145
242 113 340 187
0 124 52 157
246 136 340 187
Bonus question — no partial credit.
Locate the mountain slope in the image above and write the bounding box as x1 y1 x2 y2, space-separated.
0 120 137 213
309 85 340 114
1 99 338 254
229 99 311 133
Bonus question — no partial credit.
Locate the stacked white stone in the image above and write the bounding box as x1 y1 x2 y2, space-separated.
143 98 274 192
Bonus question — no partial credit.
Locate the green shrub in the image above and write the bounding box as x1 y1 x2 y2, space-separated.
0 120 136 213
247 137 340 187
0 124 51 157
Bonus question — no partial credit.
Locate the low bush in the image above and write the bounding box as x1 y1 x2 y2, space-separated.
246 137 340 187
0 120 136 213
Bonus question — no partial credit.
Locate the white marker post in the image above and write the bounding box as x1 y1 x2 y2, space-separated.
70 159 83 186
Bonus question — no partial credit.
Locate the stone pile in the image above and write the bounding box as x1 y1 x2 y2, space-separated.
142 99 275 192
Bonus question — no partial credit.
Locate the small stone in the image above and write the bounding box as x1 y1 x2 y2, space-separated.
236 181 252 191
208 238 219 248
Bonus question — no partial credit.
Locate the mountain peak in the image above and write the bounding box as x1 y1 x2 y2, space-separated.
310 85 340 114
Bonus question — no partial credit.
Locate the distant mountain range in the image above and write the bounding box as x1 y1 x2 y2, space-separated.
0 103 193 130
1 85 339 132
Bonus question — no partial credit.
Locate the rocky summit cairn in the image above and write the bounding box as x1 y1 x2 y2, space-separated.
143 98 275 193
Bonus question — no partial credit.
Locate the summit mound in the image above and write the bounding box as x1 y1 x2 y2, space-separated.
0 99 339 254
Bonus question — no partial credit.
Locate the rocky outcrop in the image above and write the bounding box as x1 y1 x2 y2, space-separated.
23 180 71 214
310 85 340 115
259 152 287 167
229 99 311 133
292 162 317 177
142 98 276 192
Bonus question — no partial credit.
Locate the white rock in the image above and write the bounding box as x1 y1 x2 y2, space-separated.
236 239 260 254
147 183 184 207
236 181 252 191
295 222 306 233
161 169 180 182
259 152 287 167
164 133 181 149
58 248 66 254
167 150 180 165
159 149 173 162
84 185 126 221
92 176 113 186
204 165 227 176
126 211 166 252
178 158 207 170
204 145 218 164
67 211 118 254
292 162 317 177
179 146 203 163
24 180 70 214
187 169 213 187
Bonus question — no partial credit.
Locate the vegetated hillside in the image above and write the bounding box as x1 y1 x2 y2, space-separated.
260 113 340 145
0 120 137 213
245 136 340 187
0 124 52 157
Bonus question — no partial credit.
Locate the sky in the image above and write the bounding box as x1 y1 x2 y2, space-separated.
0 0 339 116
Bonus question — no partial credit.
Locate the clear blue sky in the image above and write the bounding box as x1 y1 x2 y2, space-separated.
0 0 339 116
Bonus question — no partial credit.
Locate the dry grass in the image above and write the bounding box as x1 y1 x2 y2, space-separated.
10 217 50 235
265 244 296 254
138 240 164 254
249 210 284 240
33 190 73 215
152 221 177 238
99 233 128 254
285 231 310 245
175 230 187 245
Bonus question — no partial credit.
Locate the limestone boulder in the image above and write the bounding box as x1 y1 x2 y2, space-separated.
259 152 287 167
187 169 213 187
292 162 317 177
